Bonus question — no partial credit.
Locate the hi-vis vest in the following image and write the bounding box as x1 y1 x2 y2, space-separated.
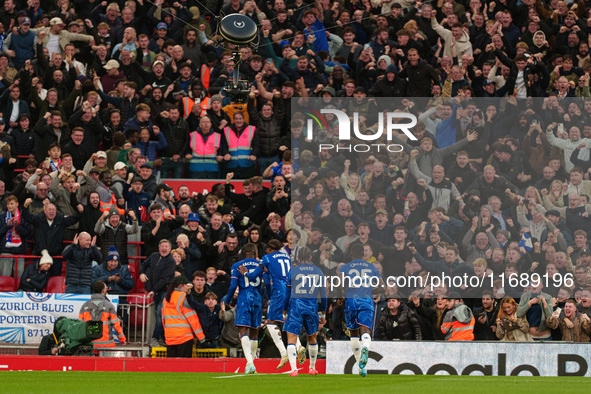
182 96 211 118
162 289 205 346
224 125 255 169
201 65 210 90
99 192 125 215
200 97 211 116
79 299 126 348
441 305 475 341
189 130 221 172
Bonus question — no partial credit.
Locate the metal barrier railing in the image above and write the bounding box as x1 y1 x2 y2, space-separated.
0 292 154 356
119 293 154 356
0 251 146 288
0 246 153 355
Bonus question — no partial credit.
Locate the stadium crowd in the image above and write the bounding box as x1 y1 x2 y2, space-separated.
0 0 590 356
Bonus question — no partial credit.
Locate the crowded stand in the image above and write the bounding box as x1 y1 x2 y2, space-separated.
0 0 591 363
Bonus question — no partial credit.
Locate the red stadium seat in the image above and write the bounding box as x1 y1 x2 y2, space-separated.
128 262 139 279
46 276 66 294
127 293 153 328
23 259 34 270
0 276 16 292
127 262 145 293
132 279 145 294
127 293 153 304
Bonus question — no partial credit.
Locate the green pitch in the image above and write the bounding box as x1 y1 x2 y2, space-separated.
1 372 590 393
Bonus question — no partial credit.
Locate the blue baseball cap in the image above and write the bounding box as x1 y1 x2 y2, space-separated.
187 212 200 223
157 22 167 30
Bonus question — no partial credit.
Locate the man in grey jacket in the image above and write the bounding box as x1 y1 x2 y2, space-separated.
461 216 501 266
517 281 554 340
409 150 462 212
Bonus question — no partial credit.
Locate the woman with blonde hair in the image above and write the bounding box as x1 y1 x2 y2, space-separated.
507 185 542 215
524 185 542 205
547 180 566 207
171 248 187 278
340 161 361 202
403 20 428 42
495 297 533 342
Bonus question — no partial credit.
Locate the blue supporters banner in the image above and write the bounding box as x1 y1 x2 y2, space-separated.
0 292 118 344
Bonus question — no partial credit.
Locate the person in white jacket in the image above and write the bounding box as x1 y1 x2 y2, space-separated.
546 122 591 172
431 12 473 65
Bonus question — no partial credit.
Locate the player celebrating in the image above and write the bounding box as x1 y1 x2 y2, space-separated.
339 243 382 377
245 239 300 369
283 247 326 376
224 244 265 374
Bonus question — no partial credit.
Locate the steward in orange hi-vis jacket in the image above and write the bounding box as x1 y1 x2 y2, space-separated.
162 276 206 358
79 281 126 348
441 294 475 341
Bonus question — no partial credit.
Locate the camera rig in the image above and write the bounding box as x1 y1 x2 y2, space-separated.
215 14 259 103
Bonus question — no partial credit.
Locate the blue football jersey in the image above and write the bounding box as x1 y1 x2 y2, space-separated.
285 262 327 313
261 251 291 284
339 259 381 309
226 258 264 306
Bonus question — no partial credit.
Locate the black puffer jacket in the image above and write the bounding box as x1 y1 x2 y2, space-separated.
376 302 422 341
247 95 285 158
11 127 38 156
367 75 407 97
63 244 102 288
139 252 175 293
22 209 79 255
18 262 50 292
159 117 190 158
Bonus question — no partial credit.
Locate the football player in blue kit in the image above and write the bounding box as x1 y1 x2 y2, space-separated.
338 243 383 377
224 244 265 374
244 239 305 369
283 247 327 376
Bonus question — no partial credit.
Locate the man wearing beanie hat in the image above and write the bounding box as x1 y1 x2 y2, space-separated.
92 246 135 295
368 63 407 97
95 207 139 265
18 250 52 292
206 95 231 132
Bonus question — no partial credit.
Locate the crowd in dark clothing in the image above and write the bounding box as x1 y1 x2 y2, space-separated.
0 0 590 348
